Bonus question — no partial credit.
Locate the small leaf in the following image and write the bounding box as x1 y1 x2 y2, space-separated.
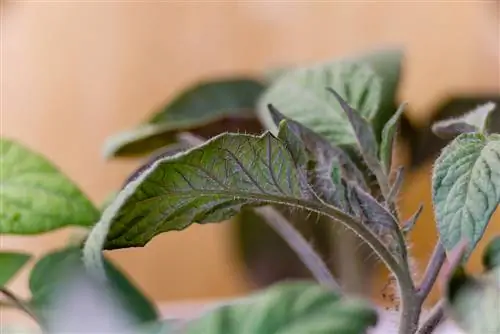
183 281 377 334
482 236 500 271
387 166 404 205
257 60 382 148
327 89 388 196
380 103 406 173
0 252 31 286
29 248 158 324
401 204 423 235
0 138 99 234
269 105 368 191
432 102 497 139
446 266 500 334
104 79 265 158
432 133 500 255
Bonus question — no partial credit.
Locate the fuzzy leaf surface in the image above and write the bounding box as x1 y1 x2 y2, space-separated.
432 133 500 254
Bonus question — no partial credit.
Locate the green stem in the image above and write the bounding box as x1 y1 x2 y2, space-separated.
255 206 341 292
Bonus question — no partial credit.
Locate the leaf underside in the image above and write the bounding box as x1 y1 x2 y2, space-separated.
102 132 310 249
0 138 99 234
432 133 500 254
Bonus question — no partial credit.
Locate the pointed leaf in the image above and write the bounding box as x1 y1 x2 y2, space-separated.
183 281 377 334
446 266 500 334
432 133 500 255
29 248 158 324
387 166 404 205
257 60 382 148
270 105 368 190
104 79 265 158
0 252 31 286
327 89 388 196
432 102 496 139
401 204 423 235
380 103 406 173
0 138 99 234
482 236 500 271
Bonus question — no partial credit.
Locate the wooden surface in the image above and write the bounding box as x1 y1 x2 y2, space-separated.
1 1 499 312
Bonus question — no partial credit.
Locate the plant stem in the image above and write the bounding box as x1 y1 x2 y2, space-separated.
417 241 446 302
0 287 39 323
255 206 341 292
416 300 445 334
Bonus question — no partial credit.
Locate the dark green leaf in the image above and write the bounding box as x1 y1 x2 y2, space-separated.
380 103 406 173
183 281 377 334
0 252 31 286
482 236 500 271
327 89 388 196
432 102 496 139
269 105 368 191
0 138 99 234
29 248 158 324
104 79 265 158
446 266 500 334
258 60 382 148
432 133 500 255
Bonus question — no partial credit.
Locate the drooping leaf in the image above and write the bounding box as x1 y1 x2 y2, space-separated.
29 248 158 324
432 133 500 255
104 79 265 158
380 103 406 173
0 252 31 286
432 102 497 139
183 281 378 334
482 236 500 271
257 60 382 149
0 138 99 234
92 132 366 251
446 266 500 334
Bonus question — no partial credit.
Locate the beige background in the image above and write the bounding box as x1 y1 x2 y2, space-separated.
1 1 499 319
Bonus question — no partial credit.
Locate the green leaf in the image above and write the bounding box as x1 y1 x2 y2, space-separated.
104 79 265 158
0 138 99 234
0 252 31 286
257 60 382 148
269 105 368 191
380 103 406 173
432 133 500 255
327 89 387 195
432 102 497 139
446 266 500 334
183 281 377 334
30 248 158 324
483 236 500 271
355 49 403 135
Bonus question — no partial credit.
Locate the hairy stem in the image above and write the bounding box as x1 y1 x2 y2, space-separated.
0 287 39 323
417 241 446 302
255 206 341 292
416 301 444 334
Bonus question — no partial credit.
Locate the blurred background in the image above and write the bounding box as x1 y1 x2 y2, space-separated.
1 0 499 317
